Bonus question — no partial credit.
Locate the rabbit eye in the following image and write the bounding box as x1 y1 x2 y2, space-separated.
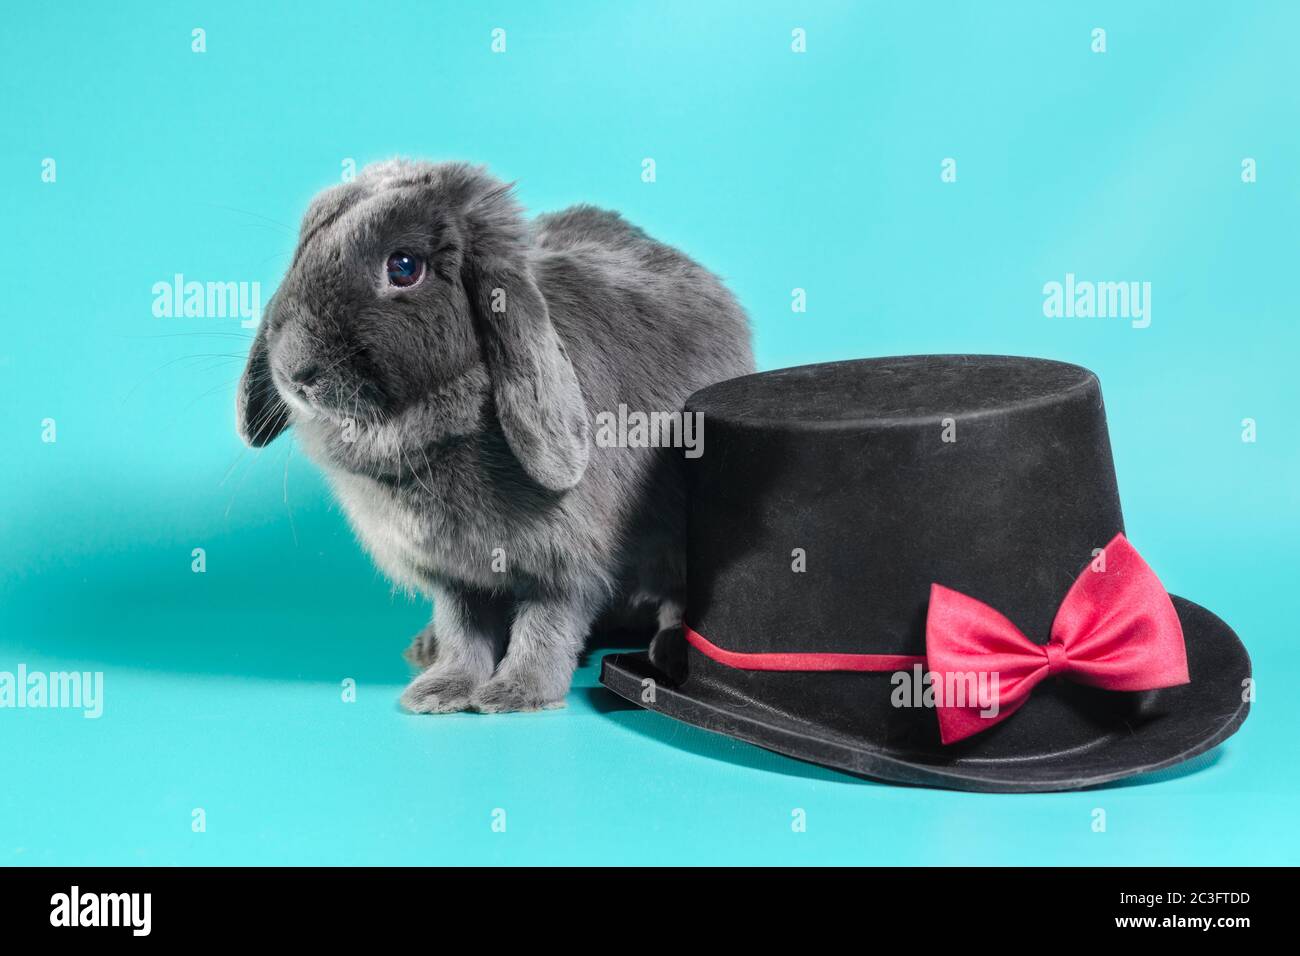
385 252 425 288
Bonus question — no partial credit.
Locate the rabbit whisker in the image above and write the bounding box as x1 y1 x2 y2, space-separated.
201 201 296 235
283 443 299 547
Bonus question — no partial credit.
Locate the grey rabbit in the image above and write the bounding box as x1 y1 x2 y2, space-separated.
236 159 754 712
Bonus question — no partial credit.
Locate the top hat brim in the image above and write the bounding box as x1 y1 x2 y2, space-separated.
598 596 1251 793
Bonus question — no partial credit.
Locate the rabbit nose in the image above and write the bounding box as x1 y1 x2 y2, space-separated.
290 362 321 386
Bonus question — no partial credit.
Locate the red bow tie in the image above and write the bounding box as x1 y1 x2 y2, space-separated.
925 534 1190 744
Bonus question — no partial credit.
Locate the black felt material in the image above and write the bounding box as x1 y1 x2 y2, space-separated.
599 355 1251 792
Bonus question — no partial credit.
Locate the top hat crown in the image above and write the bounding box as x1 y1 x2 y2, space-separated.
684 354 1123 661
601 355 1251 792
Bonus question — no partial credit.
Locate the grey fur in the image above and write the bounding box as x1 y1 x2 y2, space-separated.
236 159 754 711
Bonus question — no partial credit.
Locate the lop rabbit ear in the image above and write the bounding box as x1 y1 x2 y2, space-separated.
236 298 290 447
466 257 590 492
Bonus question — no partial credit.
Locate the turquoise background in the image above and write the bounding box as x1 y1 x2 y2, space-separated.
2 1 1296 865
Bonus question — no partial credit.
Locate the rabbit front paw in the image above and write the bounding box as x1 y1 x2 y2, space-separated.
400 666 479 713
470 674 567 713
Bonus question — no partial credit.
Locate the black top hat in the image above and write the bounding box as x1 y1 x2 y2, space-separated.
600 355 1251 792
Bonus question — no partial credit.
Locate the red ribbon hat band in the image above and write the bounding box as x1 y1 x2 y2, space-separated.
682 534 1191 744
682 628 926 672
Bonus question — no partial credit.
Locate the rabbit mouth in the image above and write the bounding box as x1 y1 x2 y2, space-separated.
273 367 389 426
313 365 493 481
